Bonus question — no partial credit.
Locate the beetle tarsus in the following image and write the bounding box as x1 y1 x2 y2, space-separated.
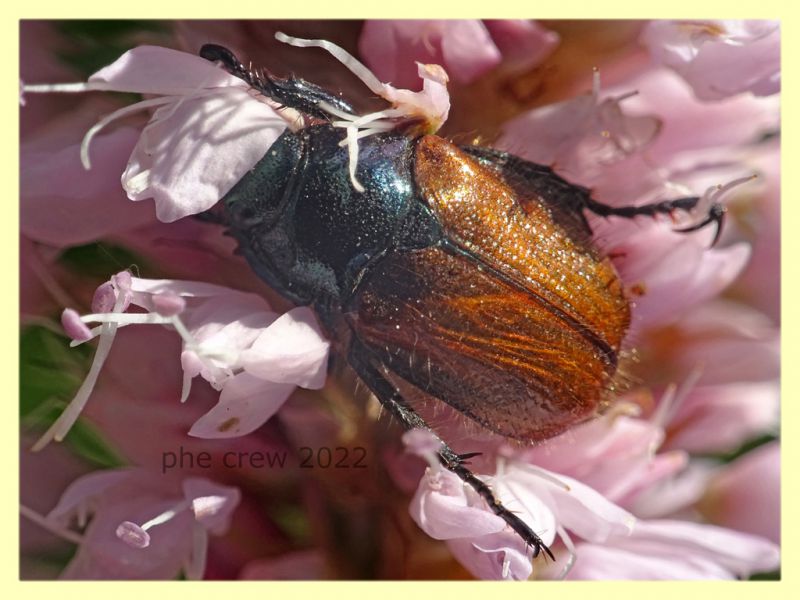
674 202 726 247
584 194 725 245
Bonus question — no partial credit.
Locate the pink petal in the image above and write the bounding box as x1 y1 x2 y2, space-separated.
665 382 779 454
21 127 155 246
47 469 135 522
628 519 780 576
500 464 635 543
151 293 186 317
641 20 780 101
188 372 294 438
240 307 330 389
409 468 507 540
182 293 277 358
437 21 502 84
606 221 751 329
483 20 559 73
567 518 779 580
519 415 675 505
402 428 443 457
629 460 717 519
359 20 500 89
701 442 780 544
728 139 780 322
88 45 244 95
663 300 780 386
61 496 195 579
609 67 779 163
447 532 532 580
497 88 659 186
567 541 732 579
122 87 287 222
180 350 203 378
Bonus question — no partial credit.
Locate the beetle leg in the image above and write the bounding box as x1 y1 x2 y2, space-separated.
348 344 554 560
582 195 726 246
459 144 726 246
199 43 357 121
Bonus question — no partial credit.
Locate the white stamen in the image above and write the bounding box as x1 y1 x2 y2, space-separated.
32 285 129 451
322 106 406 192
652 367 704 429
181 369 194 403
317 100 358 121
345 126 365 193
275 32 385 96
185 525 209 580
510 461 572 491
23 82 97 94
592 67 601 99
81 96 175 169
140 506 183 531
554 524 577 580
20 504 84 545
276 32 405 194
712 174 758 201
116 498 195 550
79 312 175 326
69 311 177 347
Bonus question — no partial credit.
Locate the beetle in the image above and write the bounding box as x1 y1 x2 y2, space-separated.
198 40 724 560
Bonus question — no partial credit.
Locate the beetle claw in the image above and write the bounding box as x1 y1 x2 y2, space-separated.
674 203 726 247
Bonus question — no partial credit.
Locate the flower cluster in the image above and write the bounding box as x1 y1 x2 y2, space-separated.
20 20 779 580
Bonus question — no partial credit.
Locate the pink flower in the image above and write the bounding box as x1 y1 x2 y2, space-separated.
21 123 156 247
663 382 779 454
698 442 780 544
497 65 777 333
404 430 635 580
403 396 780 580
36 272 329 450
641 20 780 100
498 70 661 186
640 300 780 387
564 519 779 580
33 468 240 579
20 22 780 581
520 408 687 508
359 20 558 89
23 45 290 223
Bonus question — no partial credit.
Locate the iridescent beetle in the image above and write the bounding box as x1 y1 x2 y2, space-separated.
199 35 724 559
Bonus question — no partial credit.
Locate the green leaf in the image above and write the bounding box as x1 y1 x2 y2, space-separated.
58 242 151 279
270 503 312 543
20 325 90 417
20 324 126 468
54 20 171 77
695 433 778 465
750 569 780 581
